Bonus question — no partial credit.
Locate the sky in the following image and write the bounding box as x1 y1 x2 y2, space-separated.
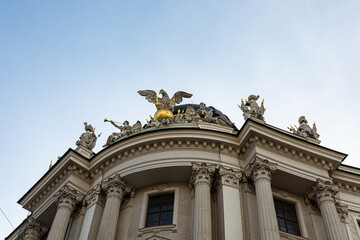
1 1 360 238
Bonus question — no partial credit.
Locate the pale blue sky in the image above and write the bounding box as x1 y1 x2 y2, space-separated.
1 1 360 237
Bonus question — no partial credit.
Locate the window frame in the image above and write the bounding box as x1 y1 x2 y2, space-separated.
139 186 179 231
145 193 175 227
274 198 301 236
272 192 308 238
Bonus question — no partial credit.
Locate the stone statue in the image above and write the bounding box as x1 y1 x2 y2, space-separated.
103 119 143 147
238 95 266 121
138 89 192 121
76 122 98 151
288 116 320 140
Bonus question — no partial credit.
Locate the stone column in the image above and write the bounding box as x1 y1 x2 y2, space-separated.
245 156 280 240
96 174 131 240
308 179 347 240
191 162 216 240
216 166 243 240
21 217 48 240
47 185 83 240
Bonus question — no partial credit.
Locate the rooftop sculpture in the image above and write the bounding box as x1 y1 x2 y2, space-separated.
138 89 193 121
288 116 320 140
238 94 266 121
76 122 100 151
103 119 142 147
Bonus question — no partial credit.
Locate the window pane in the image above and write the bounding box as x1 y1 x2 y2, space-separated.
274 199 301 236
145 193 174 228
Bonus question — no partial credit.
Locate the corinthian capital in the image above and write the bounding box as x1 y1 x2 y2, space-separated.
102 174 132 198
55 185 84 210
308 179 339 204
217 166 242 189
191 162 216 186
83 184 105 208
20 217 48 240
245 156 277 182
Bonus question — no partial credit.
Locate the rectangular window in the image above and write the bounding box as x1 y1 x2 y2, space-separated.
274 199 301 236
145 193 174 228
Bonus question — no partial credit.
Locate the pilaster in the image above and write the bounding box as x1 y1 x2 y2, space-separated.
216 166 243 240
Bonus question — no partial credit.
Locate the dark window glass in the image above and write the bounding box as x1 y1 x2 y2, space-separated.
145 193 174 228
274 199 301 236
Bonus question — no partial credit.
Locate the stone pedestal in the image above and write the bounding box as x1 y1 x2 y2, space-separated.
308 179 347 240
96 174 130 240
245 156 281 240
191 162 216 240
216 166 243 240
47 185 83 240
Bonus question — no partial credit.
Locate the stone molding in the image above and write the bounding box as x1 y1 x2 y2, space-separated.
245 155 277 182
190 162 216 186
308 179 339 205
55 185 84 211
240 134 334 171
216 166 242 189
19 217 48 240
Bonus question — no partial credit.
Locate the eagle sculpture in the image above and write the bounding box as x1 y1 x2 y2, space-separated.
138 89 192 121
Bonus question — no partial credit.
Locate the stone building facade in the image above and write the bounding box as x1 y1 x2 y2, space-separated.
6 92 360 240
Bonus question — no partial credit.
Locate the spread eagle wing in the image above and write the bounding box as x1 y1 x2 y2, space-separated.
138 90 159 104
171 91 193 104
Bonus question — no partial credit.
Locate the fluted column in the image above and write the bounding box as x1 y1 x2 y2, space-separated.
216 166 243 240
96 174 131 240
21 217 48 240
191 162 216 240
47 185 83 240
245 156 280 240
308 179 347 240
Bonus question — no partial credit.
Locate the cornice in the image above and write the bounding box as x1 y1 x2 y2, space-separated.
240 133 335 172
238 120 346 170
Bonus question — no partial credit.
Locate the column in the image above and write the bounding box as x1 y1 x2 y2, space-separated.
191 162 216 240
21 217 48 240
308 179 347 240
96 174 131 240
47 185 83 240
216 166 243 240
245 156 281 240
79 184 105 240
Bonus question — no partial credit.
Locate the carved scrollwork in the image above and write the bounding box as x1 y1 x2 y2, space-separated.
54 185 84 211
190 162 216 187
217 166 242 189
307 179 339 204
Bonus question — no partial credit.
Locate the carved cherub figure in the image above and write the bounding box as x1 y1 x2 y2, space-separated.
288 116 319 140
76 122 98 151
238 95 265 121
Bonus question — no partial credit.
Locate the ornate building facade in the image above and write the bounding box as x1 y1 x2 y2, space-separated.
6 90 360 240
